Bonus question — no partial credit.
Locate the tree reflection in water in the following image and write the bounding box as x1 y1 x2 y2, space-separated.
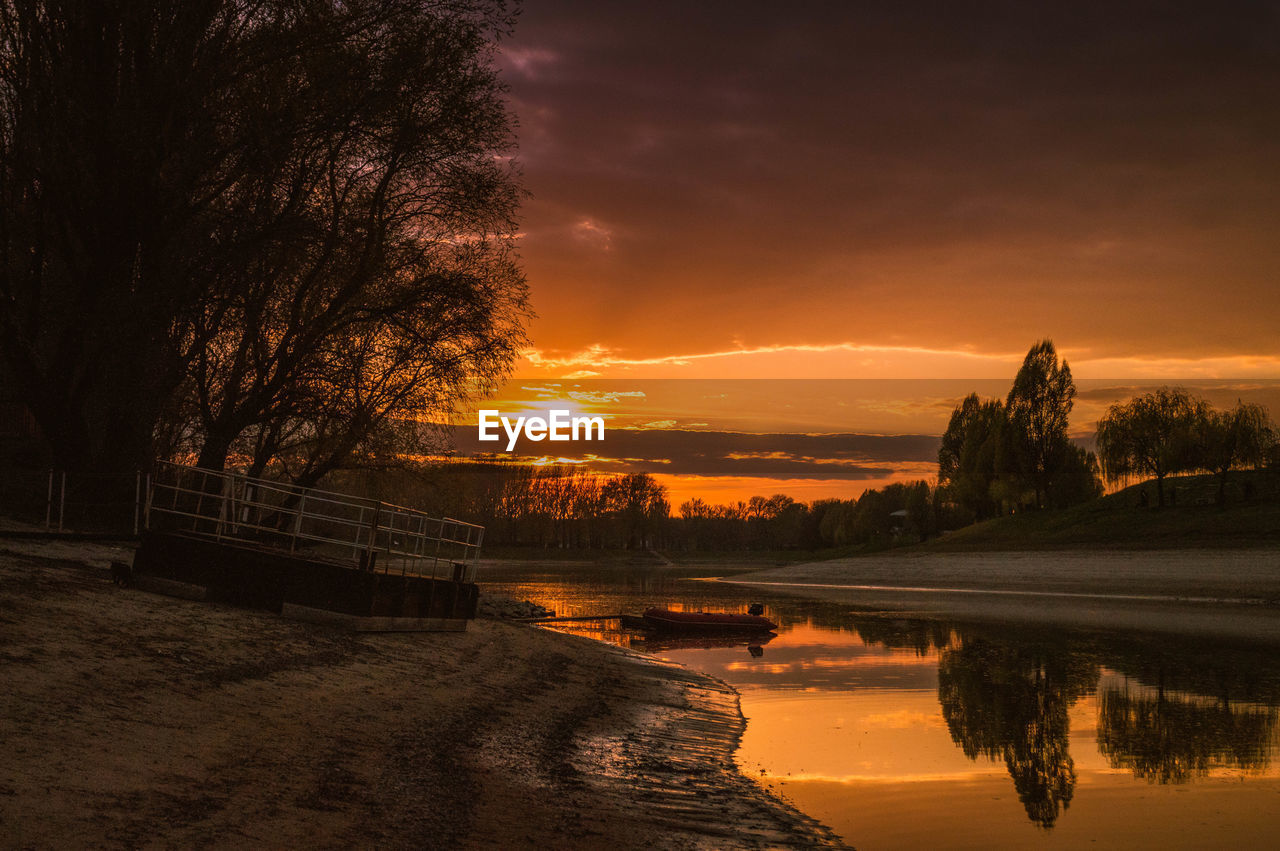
1097 683 1278 783
937 638 1098 828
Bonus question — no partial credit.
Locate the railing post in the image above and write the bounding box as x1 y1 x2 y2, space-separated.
144 473 152 532
58 471 66 532
45 469 53 529
364 501 382 570
195 468 206 524
351 505 363 560
133 470 140 537
415 514 427 573
216 474 232 540
432 518 445 580
291 490 307 554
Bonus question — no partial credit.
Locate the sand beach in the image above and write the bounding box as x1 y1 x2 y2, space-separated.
0 538 841 849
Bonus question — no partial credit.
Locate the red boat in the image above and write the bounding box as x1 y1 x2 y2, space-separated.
640 607 777 634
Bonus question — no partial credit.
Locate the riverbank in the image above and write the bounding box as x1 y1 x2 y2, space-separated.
724 548 1280 643
0 540 843 849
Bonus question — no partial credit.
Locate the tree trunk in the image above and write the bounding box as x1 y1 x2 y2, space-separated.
196 435 233 472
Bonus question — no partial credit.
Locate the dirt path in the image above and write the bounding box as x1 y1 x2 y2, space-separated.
0 544 843 849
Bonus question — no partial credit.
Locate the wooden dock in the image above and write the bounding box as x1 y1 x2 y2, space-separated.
132 531 478 631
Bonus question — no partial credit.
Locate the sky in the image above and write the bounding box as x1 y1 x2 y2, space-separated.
452 378 1280 505
469 2 1280 502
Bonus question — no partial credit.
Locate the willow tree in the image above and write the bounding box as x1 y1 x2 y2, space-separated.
1094 387 1207 507
1196 401 1275 504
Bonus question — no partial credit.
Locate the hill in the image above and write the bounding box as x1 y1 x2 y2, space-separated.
919 470 1280 552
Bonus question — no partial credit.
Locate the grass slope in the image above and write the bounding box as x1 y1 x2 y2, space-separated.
921 471 1280 552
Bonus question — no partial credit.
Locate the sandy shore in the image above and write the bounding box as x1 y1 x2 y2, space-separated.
0 540 843 849
724 548 1280 642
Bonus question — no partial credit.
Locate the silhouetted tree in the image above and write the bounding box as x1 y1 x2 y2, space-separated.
1095 387 1207 507
938 393 1010 520
1194 401 1275 504
0 1 526 478
1005 340 1076 509
1 2 260 473
1045 443 1103 508
602 472 669 549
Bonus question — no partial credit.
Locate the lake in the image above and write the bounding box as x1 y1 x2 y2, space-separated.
479 560 1280 848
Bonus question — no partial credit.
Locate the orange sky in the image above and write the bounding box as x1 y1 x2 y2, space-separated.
466 3 1280 504
448 379 1280 505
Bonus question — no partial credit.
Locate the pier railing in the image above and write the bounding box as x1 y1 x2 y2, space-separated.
144 460 483 581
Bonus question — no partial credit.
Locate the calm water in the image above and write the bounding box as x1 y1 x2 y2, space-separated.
480 561 1280 849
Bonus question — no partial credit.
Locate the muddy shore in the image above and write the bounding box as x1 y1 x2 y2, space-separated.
0 541 843 849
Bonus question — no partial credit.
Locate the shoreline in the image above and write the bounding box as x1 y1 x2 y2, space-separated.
0 541 844 849
722 547 1280 643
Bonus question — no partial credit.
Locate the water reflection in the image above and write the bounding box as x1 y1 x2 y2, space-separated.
937 638 1098 827
480 562 1280 842
1098 684 1278 783
638 633 776 655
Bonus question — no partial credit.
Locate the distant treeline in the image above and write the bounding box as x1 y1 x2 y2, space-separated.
677 482 964 551
1095 387 1277 507
334 462 960 552
324 339 1279 554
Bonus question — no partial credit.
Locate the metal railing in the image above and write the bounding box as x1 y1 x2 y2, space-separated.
144 460 483 581
0 469 144 535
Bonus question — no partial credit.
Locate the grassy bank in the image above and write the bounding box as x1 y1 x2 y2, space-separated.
919 471 1280 552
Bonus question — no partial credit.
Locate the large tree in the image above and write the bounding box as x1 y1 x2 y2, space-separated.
1 2 251 474
1006 340 1076 509
1095 387 1207 507
0 0 526 478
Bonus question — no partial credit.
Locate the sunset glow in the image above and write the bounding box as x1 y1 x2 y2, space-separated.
467 2 1280 503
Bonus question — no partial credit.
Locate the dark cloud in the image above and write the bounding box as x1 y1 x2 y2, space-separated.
502 1 1280 362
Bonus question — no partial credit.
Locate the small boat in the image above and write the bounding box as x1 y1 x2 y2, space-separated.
640 607 777 634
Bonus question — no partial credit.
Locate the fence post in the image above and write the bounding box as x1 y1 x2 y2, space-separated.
144 473 152 532
133 471 140 537
58 471 66 532
45 469 53 529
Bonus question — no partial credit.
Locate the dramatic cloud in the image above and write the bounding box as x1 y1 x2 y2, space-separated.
500 2 1280 377
448 426 942 482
